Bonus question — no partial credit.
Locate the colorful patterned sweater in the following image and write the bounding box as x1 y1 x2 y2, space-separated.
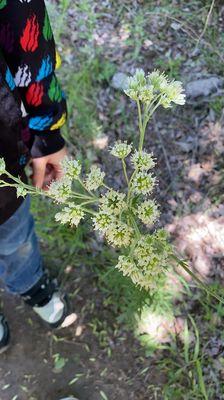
0 0 67 223
0 0 67 161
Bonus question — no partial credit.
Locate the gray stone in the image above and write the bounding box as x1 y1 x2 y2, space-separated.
111 72 129 90
186 77 224 99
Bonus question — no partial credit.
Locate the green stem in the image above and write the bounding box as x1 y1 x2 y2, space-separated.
139 98 162 152
82 207 97 216
122 159 129 186
78 178 94 197
79 199 99 206
70 191 95 200
129 212 141 239
126 168 138 208
137 99 143 140
102 183 111 191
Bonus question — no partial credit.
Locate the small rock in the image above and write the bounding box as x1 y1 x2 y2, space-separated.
186 76 224 99
170 22 181 31
111 72 129 90
177 141 194 152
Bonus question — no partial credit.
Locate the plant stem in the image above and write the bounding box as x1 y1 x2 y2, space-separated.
70 191 95 200
79 199 98 206
139 98 162 152
82 207 96 216
137 99 143 140
122 159 129 186
130 213 141 239
102 183 111 191
78 178 94 197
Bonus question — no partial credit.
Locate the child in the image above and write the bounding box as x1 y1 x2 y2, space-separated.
0 0 75 352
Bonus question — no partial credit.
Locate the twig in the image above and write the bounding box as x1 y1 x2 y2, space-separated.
196 0 216 47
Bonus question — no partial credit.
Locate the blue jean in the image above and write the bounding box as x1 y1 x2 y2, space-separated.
0 196 44 294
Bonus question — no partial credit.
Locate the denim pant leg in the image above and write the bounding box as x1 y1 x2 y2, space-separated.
0 196 44 294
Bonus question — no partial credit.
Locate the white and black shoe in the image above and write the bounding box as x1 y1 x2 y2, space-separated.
33 292 77 328
21 273 76 328
0 314 10 354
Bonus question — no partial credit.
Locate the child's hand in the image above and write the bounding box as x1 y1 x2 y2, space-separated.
31 147 67 190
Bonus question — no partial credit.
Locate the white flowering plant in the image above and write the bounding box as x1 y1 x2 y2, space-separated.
0 69 222 301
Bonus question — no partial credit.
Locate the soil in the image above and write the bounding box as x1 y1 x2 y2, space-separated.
0 272 162 400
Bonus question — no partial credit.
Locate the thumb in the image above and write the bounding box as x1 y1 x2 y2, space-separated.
32 159 46 189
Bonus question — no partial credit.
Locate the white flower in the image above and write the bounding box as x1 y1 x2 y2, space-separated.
147 70 168 91
110 141 132 159
125 69 148 102
55 204 84 227
132 171 156 195
134 232 171 271
85 165 105 191
138 85 154 103
106 222 134 248
92 211 116 234
127 69 146 91
115 256 139 277
61 157 81 180
115 255 160 290
0 158 6 174
147 70 186 107
131 150 155 171
161 80 186 107
100 190 126 215
48 176 72 203
16 186 27 198
137 200 160 226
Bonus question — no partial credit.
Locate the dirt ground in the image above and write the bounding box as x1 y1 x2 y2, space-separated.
0 270 161 400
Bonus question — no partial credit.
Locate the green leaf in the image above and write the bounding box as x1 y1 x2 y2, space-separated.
196 359 208 400
0 0 7 10
100 391 108 400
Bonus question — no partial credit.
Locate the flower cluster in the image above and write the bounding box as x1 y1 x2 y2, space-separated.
92 211 115 234
48 176 72 203
106 223 134 248
55 204 85 226
100 190 126 215
137 199 160 226
132 171 156 195
131 150 155 171
116 230 172 290
125 69 154 103
110 141 132 159
125 69 186 107
61 157 81 180
85 165 105 191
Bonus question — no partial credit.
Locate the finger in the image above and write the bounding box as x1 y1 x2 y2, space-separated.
54 167 64 181
32 160 46 189
43 169 55 190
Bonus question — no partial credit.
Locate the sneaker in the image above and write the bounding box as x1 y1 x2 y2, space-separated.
21 273 77 329
33 292 77 328
0 314 10 354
